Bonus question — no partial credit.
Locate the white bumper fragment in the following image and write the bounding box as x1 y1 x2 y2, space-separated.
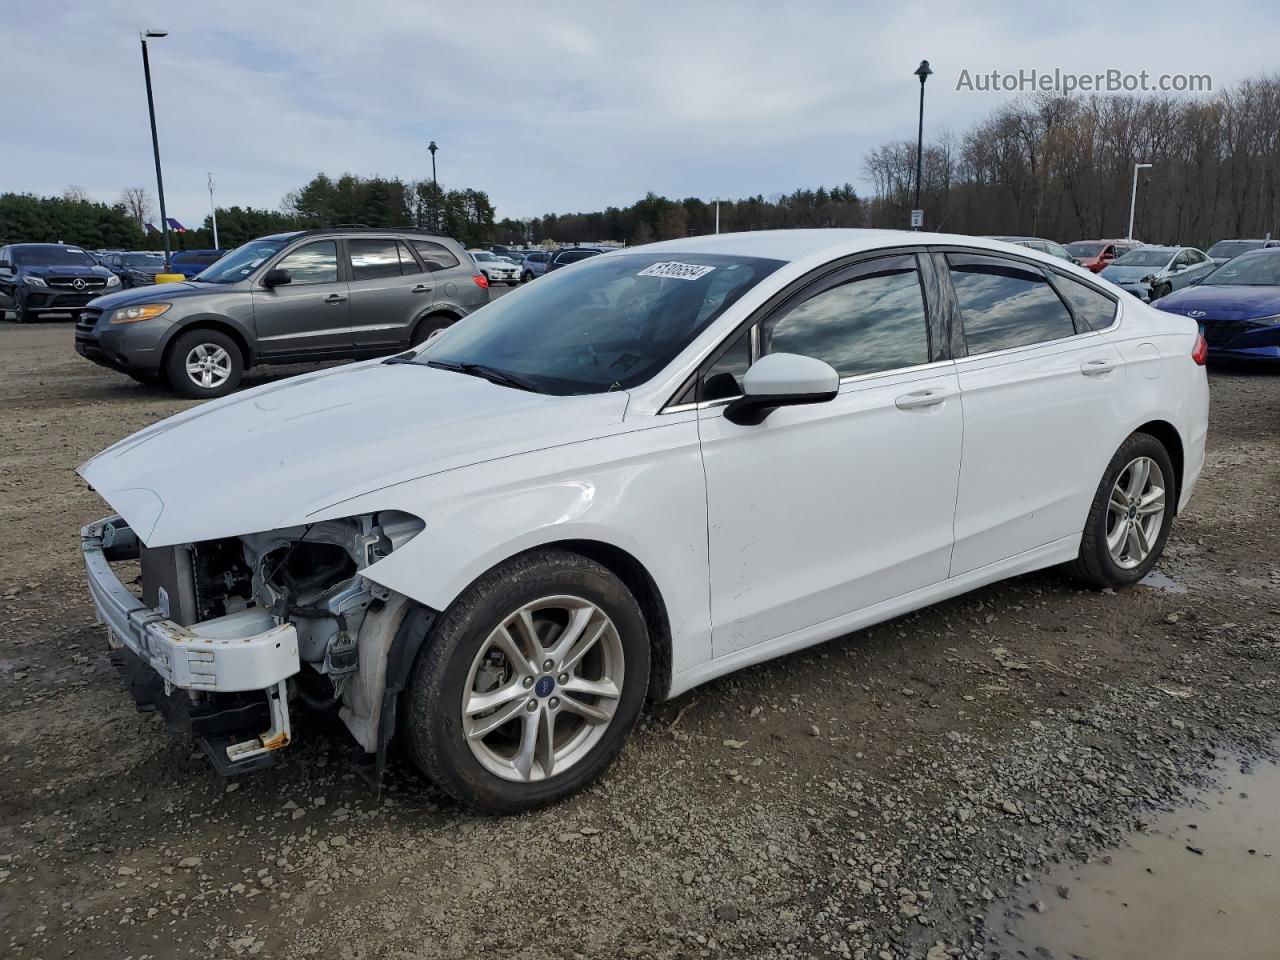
81 516 300 693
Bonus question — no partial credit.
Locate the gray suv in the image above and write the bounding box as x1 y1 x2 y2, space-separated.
75 228 487 398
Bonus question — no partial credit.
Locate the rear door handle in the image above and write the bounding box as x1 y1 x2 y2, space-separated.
1080 358 1116 376
411 284 432 293
323 294 347 304
895 388 950 410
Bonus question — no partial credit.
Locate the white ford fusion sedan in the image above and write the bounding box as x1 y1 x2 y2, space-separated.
78 229 1209 812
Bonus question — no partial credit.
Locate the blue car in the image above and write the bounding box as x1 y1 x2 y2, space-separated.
169 249 227 279
1154 248 1280 362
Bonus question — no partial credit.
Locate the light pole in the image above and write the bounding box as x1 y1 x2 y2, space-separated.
913 59 932 230
207 172 219 249
1128 162 1152 241
428 140 439 232
714 197 720 235
140 30 172 270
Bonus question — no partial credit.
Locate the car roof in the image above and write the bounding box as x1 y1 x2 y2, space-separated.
619 229 1079 264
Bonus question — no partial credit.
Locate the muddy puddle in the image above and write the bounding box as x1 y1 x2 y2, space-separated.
986 751 1280 959
1137 569 1188 594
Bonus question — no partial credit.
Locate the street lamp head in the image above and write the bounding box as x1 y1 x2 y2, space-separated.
143 29 168 38
915 59 933 82
428 140 438 154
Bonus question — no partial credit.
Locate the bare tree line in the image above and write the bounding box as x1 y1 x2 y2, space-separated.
865 76 1280 245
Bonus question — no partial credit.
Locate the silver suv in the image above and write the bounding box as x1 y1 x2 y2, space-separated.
75 228 487 398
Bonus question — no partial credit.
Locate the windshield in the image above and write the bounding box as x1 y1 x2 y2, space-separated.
415 252 783 394
1207 240 1264 259
1111 249 1172 268
472 252 497 262
13 245 95 267
122 253 163 267
193 238 289 283
1200 252 1280 286
1066 242 1105 257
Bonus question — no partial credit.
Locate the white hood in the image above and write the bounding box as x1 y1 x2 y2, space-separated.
78 360 630 546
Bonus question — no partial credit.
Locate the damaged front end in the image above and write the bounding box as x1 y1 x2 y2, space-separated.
81 510 428 777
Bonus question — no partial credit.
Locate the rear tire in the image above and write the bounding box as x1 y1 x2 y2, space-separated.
403 549 650 814
164 329 243 399
1065 432 1176 588
411 314 455 345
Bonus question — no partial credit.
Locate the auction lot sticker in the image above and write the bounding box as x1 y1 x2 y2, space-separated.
638 261 716 281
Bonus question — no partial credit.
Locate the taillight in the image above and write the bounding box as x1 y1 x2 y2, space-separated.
1191 332 1208 366
473 273 489 289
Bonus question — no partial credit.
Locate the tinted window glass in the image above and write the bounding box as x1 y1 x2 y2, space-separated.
396 241 422 274
348 239 403 280
1054 273 1117 331
949 255 1075 354
558 250 598 265
412 240 460 271
275 240 338 285
762 257 930 377
700 329 752 401
13 245 96 267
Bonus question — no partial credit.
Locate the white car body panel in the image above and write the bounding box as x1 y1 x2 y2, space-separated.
77 229 1209 711
698 362 962 655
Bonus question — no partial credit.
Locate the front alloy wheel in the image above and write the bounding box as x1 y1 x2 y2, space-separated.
164 328 244 399
404 548 649 813
462 596 624 782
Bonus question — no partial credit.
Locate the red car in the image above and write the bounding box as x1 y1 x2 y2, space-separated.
1066 239 1140 273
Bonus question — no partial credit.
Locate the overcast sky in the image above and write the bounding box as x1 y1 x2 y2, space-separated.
4 0 1278 226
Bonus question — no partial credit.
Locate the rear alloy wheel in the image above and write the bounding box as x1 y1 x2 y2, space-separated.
164 329 244 399
404 549 649 813
411 314 454 345
1066 432 1176 588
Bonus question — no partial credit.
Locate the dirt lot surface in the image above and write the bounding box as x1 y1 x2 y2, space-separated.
1 321 1278 960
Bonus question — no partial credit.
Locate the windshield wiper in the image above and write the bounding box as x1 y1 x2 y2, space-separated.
424 359 547 394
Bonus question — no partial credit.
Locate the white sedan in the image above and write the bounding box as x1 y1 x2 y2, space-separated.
470 250 521 286
78 230 1208 812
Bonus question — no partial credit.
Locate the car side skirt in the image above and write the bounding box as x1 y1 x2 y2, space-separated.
665 533 1080 700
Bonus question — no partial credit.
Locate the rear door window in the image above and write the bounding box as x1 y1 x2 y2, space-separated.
948 254 1076 354
1052 273 1118 331
411 240 460 271
348 239 403 280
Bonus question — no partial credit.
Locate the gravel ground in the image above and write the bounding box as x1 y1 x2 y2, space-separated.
0 320 1278 960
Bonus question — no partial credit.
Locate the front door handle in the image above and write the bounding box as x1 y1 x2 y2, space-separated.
411 284 432 293
1080 358 1116 376
323 294 347 304
895 388 950 410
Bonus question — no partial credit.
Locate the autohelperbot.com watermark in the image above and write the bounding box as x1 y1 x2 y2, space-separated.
956 68 1212 95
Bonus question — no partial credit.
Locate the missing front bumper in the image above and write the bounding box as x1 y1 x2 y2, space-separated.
83 515 300 772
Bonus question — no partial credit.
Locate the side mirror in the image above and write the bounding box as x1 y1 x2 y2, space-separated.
724 352 839 426
262 267 292 288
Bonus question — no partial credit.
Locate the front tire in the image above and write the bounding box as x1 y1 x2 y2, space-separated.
404 549 650 813
1066 432 1176 588
13 293 29 324
164 329 243 399
1151 282 1172 301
